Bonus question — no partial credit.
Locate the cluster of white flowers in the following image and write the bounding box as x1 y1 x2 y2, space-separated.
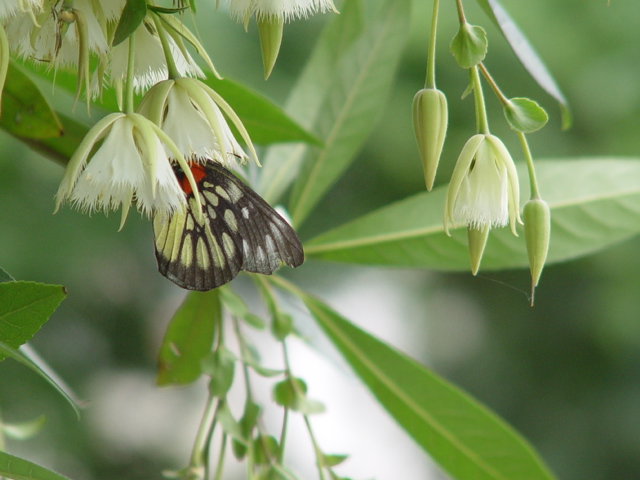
0 0 334 225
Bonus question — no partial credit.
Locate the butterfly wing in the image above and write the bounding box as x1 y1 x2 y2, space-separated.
153 162 304 291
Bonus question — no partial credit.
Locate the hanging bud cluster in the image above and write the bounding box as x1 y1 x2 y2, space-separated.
412 0 553 299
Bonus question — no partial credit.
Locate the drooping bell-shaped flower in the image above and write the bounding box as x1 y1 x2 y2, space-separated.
444 133 521 235
136 77 257 166
55 113 201 228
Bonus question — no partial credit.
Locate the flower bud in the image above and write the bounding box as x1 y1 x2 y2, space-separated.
257 17 284 80
467 224 490 275
523 198 551 301
412 88 448 190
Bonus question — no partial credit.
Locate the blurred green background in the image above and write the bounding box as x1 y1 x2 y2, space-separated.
2 1 640 480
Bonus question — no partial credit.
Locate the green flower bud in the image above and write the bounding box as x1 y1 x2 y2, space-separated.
467 224 490 275
257 17 284 80
523 198 551 301
412 88 448 190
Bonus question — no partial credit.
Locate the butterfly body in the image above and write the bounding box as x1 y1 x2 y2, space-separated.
153 162 304 291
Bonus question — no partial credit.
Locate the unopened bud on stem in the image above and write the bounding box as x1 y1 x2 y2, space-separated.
412 88 448 190
523 198 551 305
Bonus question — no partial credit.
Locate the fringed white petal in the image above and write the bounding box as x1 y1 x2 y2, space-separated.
228 0 336 22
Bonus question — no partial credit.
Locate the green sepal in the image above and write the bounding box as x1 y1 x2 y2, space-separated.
450 22 487 69
467 225 490 275
258 17 284 80
504 97 549 133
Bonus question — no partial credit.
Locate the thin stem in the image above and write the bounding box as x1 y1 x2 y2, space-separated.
478 62 509 106
123 28 136 114
454 0 466 24
213 434 228 480
517 131 541 198
189 394 219 473
152 12 181 79
425 0 440 89
277 408 289 464
232 315 254 399
303 415 326 480
470 66 489 134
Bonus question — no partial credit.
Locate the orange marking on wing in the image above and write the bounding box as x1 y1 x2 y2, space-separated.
180 164 207 195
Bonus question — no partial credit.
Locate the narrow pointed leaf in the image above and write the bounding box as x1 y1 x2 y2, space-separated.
258 0 365 203
0 282 66 361
287 0 411 225
157 290 219 386
20 112 89 166
0 63 62 140
300 293 557 480
304 159 640 271
1 415 46 440
0 342 81 418
113 0 147 47
475 0 571 128
0 451 74 480
203 76 320 146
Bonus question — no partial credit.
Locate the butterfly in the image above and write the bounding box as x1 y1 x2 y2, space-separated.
152 161 304 291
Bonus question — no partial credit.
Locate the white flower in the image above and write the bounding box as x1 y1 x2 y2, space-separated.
108 19 203 93
444 134 521 235
4 0 108 67
136 77 257 166
56 113 203 227
0 0 43 21
226 0 337 22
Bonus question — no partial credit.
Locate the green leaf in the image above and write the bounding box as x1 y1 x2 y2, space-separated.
475 0 571 129
216 400 245 444
304 159 640 271
0 268 14 283
288 0 411 225
0 282 66 361
1 415 46 441
504 97 548 133
259 0 411 223
0 343 83 418
113 0 147 47
258 0 364 204
232 400 262 459
450 23 488 69
203 76 320 147
322 453 349 468
301 293 557 480
16 112 88 166
0 451 74 480
156 291 219 386
203 346 236 397
243 313 266 330
271 312 293 341
252 435 280 465
0 63 62 140
273 377 325 414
